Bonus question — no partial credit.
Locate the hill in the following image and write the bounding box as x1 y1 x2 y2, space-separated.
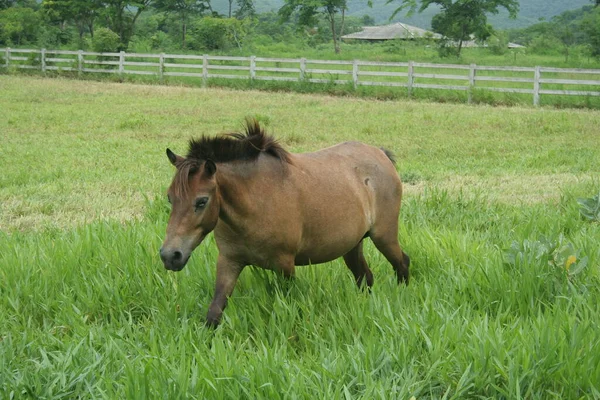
212 0 592 29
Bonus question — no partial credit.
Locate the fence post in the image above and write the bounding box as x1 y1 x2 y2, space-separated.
407 61 414 97
159 53 165 83
119 50 125 75
4 47 9 69
78 50 83 77
41 48 46 74
533 66 541 106
202 54 208 88
300 57 306 81
468 63 476 104
352 59 359 90
250 55 256 81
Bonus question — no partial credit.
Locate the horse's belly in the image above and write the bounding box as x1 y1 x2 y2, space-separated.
294 225 367 266
294 249 349 266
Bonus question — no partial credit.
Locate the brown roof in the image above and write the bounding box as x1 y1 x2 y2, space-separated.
341 23 442 41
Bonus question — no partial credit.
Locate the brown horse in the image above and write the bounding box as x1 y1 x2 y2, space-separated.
160 118 410 327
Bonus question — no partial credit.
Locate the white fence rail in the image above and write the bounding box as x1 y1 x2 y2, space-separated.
2 48 600 106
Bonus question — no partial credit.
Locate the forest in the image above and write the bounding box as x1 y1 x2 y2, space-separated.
0 0 599 62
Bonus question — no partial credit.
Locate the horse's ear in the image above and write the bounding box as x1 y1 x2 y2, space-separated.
204 159 217 177
166 148 182 166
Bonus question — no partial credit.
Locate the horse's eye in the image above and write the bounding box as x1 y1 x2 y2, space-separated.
195 197 209 211
167 195 172 204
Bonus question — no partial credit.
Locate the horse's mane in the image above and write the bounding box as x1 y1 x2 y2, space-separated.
185 117 291 165
172 118 291 196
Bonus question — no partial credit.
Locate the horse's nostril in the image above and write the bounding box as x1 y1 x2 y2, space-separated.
173 251 183 261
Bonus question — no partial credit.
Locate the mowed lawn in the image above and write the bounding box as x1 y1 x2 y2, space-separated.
1 75 600 399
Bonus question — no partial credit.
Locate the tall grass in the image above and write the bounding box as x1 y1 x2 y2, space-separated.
2 191 599 398
1 76 600 398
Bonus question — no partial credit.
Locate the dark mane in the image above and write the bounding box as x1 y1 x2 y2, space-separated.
171 118 291 197
186 118 291 165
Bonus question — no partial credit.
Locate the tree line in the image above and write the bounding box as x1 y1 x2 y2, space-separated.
0 0 598 58
508 4 600 60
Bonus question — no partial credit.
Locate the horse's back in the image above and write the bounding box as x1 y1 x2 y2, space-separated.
294 141 401 207
288 141 402 264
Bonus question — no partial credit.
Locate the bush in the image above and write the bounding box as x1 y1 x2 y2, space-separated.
128 35 152 53
37 25 73 49
488 33 508 55
92 28 120 53
0 6 40 46
529 34 563 55
188 17 248 51
150 31 173 51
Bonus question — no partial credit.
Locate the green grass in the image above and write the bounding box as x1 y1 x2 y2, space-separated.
1 75 600 398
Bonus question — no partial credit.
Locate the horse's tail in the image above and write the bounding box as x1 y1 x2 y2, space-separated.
380 147 396 165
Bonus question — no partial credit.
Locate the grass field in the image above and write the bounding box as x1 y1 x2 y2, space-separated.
1 75 600 398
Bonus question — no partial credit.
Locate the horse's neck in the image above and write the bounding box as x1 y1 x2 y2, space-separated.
215 159 285 232
215 162 256 229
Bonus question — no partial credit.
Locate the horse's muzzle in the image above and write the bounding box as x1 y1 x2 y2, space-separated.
160 247 190 271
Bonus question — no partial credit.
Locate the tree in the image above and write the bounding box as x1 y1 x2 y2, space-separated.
279 0 348 54
0 0 16 9
42 0 101 39
188 16 248 50
0 5 40 45
389 0 519 56
582 6 600 56
92 26 120 52
554 15 576 62
154 0 210 49
1 0 37 9
231 0 254 19
98 0 153 48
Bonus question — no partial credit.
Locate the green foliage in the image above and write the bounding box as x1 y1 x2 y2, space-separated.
388 0 519 56
99 0 153 48
0 5 40 45
577 192 600 221
188 16 248 50
36 24 73 48
41 0 99 40
278 0 349 53
488 32 508 55
154 0 210 48
509 5 600 59
92 27 120 52
233 0 255 19
0 0 16 9
504 234 589 283
312 15 364 46
581 6 600 57
528 34 563 55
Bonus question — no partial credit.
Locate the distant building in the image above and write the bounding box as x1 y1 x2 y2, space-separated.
342 22 525 49
341 22 442 42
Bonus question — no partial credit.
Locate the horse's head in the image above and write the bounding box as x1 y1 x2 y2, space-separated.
160 149 220 271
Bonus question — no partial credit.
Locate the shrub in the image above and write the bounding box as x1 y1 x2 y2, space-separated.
92 28 120 53
188 17 248 51
488 33 508 55
529 34 563 55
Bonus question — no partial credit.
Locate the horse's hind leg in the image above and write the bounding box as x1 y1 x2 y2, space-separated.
370 230 410 285
343 240 374 289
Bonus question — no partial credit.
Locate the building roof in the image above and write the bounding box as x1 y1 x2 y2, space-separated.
342 24 526 49
341 22 442 41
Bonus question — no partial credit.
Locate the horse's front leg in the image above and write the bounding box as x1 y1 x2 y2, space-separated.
206 254 244 328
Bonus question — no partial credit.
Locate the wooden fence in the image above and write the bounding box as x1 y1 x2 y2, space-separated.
2 47 600 106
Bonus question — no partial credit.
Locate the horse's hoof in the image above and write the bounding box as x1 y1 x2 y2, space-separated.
205 315 221 329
